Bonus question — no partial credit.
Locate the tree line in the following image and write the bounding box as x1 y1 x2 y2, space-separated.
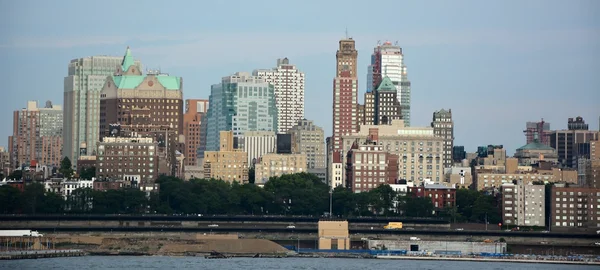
0 172 501 223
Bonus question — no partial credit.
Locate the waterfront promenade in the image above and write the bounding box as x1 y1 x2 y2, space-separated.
377 254 600 265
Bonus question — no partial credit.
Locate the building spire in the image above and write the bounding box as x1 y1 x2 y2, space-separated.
121 46 134 72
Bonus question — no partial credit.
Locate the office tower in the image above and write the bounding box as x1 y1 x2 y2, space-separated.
431 109 454 168
363 91 375 126
374 76 402 125
550 117 599 168
183 99 209 166
367 41 411 126
331 38 358 152
204 72 278 151
99 47 184 179
63 54 141 164
253 58 305 133
9 101 63 169
524 119 551 146
288 119 326 169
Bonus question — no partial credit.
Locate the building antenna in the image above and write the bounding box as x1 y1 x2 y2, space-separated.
345 27 348 39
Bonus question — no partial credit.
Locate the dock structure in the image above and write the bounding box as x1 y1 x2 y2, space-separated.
0 249 85 260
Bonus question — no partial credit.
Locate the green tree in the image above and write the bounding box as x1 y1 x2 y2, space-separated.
369 184 397 216
21 183 47 214
248 167 255 184
59 157 74 179
0 185 22 213
405 197 434 217
8 170 22 180
80 167 96 180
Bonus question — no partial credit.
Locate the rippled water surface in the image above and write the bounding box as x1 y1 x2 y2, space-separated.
3 256 599 270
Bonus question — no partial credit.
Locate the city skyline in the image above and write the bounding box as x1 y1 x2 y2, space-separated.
1 0 599 155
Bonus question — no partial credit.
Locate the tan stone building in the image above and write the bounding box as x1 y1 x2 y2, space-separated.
341 119 444 186
254 153 306 186
318 220 350 250
444 166 473 188
203 131 248 183
475 163 577 191
288 119 326 169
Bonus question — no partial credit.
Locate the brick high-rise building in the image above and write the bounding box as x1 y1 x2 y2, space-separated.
99 47 184 178
374 76 402 125
551 185 600 232
183 99 209 166
331 38 358 153
254 58 305 133
345 140 399 193
431 109 454 168
9 101 63 169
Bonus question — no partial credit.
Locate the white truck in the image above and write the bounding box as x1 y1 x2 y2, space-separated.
410 237 421 241
0 230 43 237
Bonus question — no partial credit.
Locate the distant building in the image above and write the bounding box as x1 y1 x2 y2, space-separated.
203 131 248 183
253 58 305 133
183 99 209 166
548 117 599 168
99 47 184 178
444 166 472 188
524 119 550 146
551 185 600 232
501 181 545 227
345 140 399 193
331 38 358 152
288 119 326 169
0 147 10 176
408 183 456 211
329 151 344 189
514 140 558 166
204 72 278 151
254 153 306 186
585 139 600 188
452 146 466 164
9 101 63 169
366 41 411 125
96 137 159 183
63 54 141 164
238 131 276 166
474 159 577 191
341 119 444 186
431 109 454 168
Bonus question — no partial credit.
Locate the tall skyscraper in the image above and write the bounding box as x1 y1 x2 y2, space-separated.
253 58 305 133
99 47 184 179
431 109 454 168
204 72 278 151
288 119 326 169
183 99 209 166
331 38 358 152
367 41 411 126
63 54 141 164
9 101 63 169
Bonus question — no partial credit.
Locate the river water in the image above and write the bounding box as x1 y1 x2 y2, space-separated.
3 256 598 270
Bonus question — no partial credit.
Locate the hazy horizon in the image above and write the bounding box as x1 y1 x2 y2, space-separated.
1 0 599 156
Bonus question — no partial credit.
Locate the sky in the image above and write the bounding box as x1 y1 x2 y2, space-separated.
0 0 599 155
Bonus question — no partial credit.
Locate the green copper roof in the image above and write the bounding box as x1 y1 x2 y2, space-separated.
121 47 135 72
377 76 396 92
516 141 554 151
111 75 181 90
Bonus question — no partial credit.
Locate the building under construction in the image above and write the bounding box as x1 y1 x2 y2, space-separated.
524 119 550 146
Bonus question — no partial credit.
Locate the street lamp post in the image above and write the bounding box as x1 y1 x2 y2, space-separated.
329 190 333 217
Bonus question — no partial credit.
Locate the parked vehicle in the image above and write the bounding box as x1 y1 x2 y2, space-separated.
0 230 43 237
208 224 219 228
410 237 421 241
286 225 296 229
383 222 403 230
455 228 464 231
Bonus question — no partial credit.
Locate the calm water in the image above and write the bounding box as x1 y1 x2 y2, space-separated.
2 256 598 270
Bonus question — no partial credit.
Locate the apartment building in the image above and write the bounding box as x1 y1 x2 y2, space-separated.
254 153 306 186
551 186 600 232
345 140 399 193
202 131 248 183
501 181 545 227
